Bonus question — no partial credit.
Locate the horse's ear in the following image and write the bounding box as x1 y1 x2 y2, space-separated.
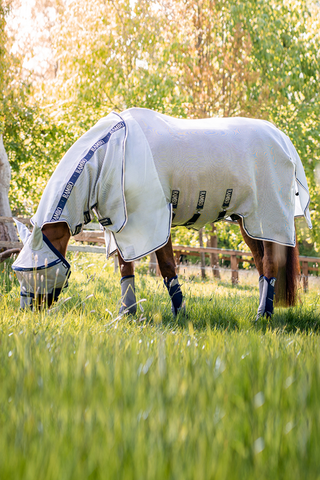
14 218 31 245
29 223 43 251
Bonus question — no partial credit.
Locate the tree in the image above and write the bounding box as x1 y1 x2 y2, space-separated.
4 0 320 253
0 0 18 248
0 135 18 247
160 0 320 251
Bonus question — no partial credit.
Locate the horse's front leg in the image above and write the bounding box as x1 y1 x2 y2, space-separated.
156 236 185 316
117 251 137 315
256 241 278 320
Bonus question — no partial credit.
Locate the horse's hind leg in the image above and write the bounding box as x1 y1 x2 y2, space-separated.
155 235 185 315
256 241 278 319
238 220 277 319
238 220 264 276
117 251 137 315
257 242 299 313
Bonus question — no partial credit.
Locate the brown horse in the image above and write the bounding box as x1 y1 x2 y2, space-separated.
39 218 300 320
12 108 311 319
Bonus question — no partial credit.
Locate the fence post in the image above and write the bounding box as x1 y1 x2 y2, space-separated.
175 252 181 275
198 228 206 279
208 223 221 279
230 253 238 285
302 260 309 292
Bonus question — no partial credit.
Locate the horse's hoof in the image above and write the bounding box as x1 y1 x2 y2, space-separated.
172 302 186 317
119 304 137 316
254 310 272 323
254 310 265 322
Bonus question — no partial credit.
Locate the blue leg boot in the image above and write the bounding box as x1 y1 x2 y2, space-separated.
120 275 137 315
256 276 276 321
164 275 185 316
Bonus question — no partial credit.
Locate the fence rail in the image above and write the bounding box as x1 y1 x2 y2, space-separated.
1 217 319 291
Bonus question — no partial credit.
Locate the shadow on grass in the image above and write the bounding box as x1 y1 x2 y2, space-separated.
256 306 320 333
47 273 320 336
158 295 240 331
158 292 320 335
216 280 256 292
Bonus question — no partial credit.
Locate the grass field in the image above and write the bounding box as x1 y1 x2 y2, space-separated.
1 253 320 480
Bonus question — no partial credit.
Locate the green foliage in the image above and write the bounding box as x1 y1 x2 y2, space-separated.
44 0 186 118
2 0 320 247
1 253 320 479
171 223 246 251
4 102 75 214
0 257 17 294
0 1 74 214
0 0 11 133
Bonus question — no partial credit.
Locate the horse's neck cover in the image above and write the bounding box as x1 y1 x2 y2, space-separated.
32 112 129 239
31 110 171 262
12 220 70 307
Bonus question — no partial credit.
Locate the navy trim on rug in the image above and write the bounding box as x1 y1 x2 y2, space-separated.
43 234 71 270
50 120 125 224
13 258 61 272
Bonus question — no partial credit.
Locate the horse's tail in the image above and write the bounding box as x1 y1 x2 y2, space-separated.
274 243 300 307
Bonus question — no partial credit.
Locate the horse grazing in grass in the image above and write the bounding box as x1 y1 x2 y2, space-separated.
12 108 312 320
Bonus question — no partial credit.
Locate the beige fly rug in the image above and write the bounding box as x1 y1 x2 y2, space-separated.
31 108 312 261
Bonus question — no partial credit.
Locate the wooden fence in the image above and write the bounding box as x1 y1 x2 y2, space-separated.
1 217 319 292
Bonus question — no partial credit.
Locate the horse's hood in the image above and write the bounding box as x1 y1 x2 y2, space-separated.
12 221 70 308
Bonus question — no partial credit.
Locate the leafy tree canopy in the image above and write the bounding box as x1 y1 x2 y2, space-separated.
2 0 320 252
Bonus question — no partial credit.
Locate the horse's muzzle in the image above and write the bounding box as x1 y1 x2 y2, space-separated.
20 288 63 310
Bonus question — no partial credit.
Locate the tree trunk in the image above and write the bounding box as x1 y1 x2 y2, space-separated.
198 228 206 279
207 223 220 279
0 134 18 249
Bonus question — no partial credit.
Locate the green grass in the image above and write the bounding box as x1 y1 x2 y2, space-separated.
1 253 320 480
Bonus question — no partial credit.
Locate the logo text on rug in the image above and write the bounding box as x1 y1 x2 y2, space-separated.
196 191 207 210
171 190 180 209
222 189 233 209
